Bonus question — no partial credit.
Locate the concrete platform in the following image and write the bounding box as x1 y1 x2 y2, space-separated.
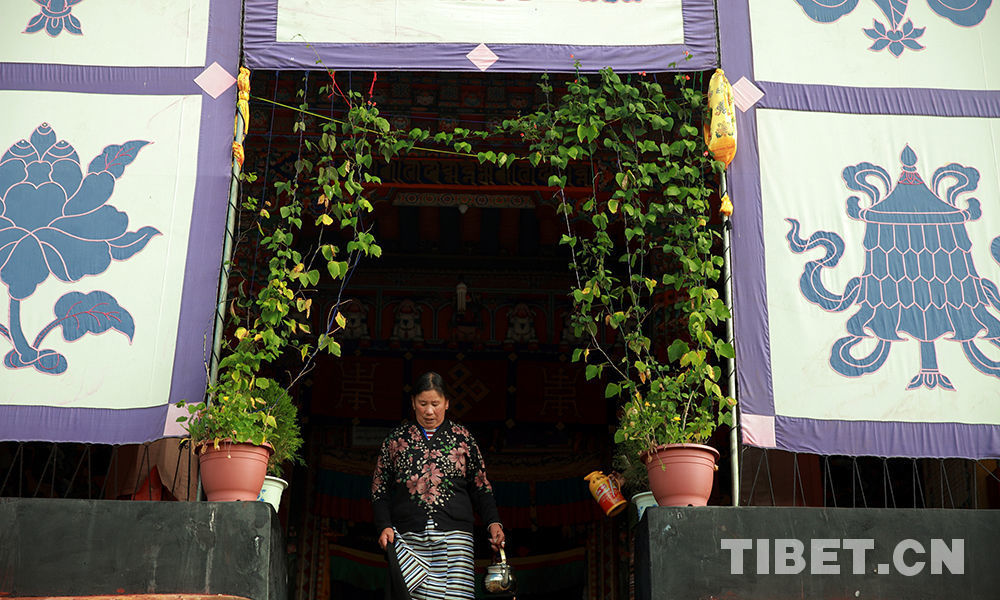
635 506 1000 600
0 499 285 600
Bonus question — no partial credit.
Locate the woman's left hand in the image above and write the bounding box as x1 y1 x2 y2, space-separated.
488 522 505 552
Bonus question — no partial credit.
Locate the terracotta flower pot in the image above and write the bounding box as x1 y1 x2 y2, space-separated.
198 442 272 502
641 443 719 507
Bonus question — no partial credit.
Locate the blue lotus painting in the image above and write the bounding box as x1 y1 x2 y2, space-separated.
0 123 160 375
794 0 992 56
24 0 84 37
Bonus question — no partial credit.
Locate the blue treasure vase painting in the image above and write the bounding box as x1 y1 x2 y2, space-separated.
720 1 999 457
785 145 1000 391
0 123 160 375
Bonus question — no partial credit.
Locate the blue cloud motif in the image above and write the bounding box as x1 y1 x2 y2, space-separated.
0 123 159 375
24 0 84 37
926 0 993 26
794 0 861 22
794 0 992 56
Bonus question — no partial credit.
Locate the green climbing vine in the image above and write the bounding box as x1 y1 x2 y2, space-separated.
204 65 734 473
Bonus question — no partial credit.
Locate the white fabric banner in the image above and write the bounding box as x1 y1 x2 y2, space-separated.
2 0 210 67
759 109 1000 427
750 0 999 90
0 0 239 443
276 0 684 46
0 91 201 410
721 0 1000 458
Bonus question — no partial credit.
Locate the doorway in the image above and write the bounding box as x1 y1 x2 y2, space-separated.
241 69 634 600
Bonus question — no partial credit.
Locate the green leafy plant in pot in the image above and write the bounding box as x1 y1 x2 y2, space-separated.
177 339 303 502
534 67 735 507
258 378 304 512
262 381 304 479
174 80 391 503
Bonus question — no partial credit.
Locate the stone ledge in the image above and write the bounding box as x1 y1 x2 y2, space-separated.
0 499 285 600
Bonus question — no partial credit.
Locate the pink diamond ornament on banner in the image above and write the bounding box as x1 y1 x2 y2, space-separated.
731 76 764 112
466 44 499 72
194 62 237 99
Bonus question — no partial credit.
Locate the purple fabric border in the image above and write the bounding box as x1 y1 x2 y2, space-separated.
719 1 1000 459
758 82 1000 117
0 405 168 444
165 0 241 437
0 0 239 444
720 0 775 422
243 0 718 72
774 417 1000 459
0 64 202 95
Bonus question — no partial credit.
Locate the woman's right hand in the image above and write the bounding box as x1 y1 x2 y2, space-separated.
378 527 395 551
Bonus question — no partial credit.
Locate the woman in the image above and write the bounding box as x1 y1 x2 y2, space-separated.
372 371 505 599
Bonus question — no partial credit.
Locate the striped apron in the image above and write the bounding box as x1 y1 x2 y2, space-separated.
394 520 475 600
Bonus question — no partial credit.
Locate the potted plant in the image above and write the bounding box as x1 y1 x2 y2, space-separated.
177 333 306 504
533 67 736 506
257 381 304 512
172 81 388 504
176 355 283 501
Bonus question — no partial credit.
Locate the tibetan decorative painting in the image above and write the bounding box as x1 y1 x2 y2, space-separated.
0 0 240 443
721 2 1000 458
243 0 717 72
4 1 210 67
752 1 998 90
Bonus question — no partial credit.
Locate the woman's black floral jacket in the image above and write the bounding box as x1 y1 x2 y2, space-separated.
372 418 501 535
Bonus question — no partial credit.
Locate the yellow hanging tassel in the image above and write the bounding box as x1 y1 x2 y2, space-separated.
705 69 737 168
720 193 733 217
232 142 245 168
235 67 251 142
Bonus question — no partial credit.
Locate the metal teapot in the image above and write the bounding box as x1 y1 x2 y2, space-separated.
483 547 516 595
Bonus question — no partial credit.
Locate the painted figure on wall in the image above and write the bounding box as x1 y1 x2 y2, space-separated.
505 303 538 345
391 299 424 342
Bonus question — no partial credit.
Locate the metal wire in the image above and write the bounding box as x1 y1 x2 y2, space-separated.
1 442 200 502
63 445 89 499
32 444 57 497
0 443 22 497
737 446 1000 510
882 458 896 508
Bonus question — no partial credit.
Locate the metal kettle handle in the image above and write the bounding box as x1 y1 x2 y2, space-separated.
499 547 509 587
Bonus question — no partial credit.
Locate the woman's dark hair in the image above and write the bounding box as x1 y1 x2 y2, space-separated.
413 371 449 399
